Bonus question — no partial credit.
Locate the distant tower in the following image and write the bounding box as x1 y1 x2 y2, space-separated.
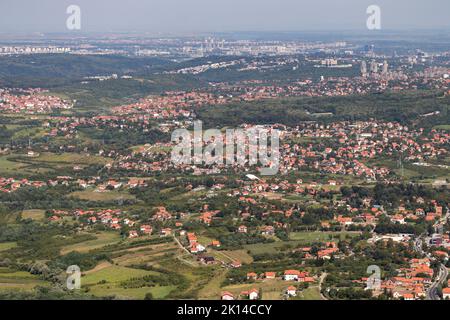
382 60 389 75
200 43 204 57
370 60 378 74
361 60 368 77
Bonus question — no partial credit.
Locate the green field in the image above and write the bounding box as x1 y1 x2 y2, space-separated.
244 241 304 255
68 190 136 202
242 232 360 255
12 127 47 139
366 158 450 182
81 264 176 299
0 155 26 173
0 242 17 252
0 268 49 292
60 232 122 255
82 265 159 285
34 152 111 165
289 231 360 242
211 250 253 264
112 242 179 266
0 151 111 175
433 124 450 131
294 286 322 300
88 284 175 299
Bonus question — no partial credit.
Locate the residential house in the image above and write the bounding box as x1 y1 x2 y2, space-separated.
160 228 172 237
128 230 139 238
247 272 257 280
286 286 297 297
221 292 235 300
443 288 450 300
140 225 152 235
283 270 300 281
238 225 248 233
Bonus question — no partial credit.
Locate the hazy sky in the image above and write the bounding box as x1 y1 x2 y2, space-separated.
1 0 450 34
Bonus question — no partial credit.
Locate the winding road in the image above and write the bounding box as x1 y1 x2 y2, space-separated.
427 263 448 300
425 208 450 300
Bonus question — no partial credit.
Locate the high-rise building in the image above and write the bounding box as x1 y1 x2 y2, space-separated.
370 60 378 74
382 60 389 75
360 60 368 77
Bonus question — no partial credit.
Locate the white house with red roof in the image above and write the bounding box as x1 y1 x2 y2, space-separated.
221 292 234 300
286 286 297 297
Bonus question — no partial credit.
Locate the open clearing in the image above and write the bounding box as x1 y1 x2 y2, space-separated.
88 284 175 299
82 265 159 285
60 232 122 255
0 242 18 252
243 233 358 256
21 209 45 221
0 155 26 173
197 268 229 299
0 268 49 292
212 250 253 264
294 286 322 300
68 190 136 202
34 152 110 165
289 231 360 242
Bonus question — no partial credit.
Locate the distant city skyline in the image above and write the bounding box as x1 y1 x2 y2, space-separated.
1 0 450 34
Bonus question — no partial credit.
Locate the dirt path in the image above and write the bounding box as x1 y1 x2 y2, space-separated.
172 235 199 267
83 261 112 275
197 268 229 299
173 235 191 254
319 272 328 300
213 250 234 263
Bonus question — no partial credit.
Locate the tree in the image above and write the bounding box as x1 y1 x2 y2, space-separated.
144 292 154 300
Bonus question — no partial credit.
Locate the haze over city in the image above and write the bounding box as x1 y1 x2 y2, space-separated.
1 0 450 34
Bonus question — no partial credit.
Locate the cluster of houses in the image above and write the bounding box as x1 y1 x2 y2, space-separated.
48 206 176 239
0 177 47 193
21 92 446 182
220 270 316 300
91 178 148 192
128 67 449 117
109 81 377 120
33 99 448 183
111 91 227 118
49 208 124 225
274 121 448 180
388 201 445 224
220 285 304 300
0 89 72 114
130 207 175 238
185 232 206 254
105 119 448 182
355 258 434 300
244 270 315 285
221 288 260 301
0 174 151 194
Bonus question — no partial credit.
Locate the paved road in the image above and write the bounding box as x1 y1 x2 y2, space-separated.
427 263 448 300
425 208 450 300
